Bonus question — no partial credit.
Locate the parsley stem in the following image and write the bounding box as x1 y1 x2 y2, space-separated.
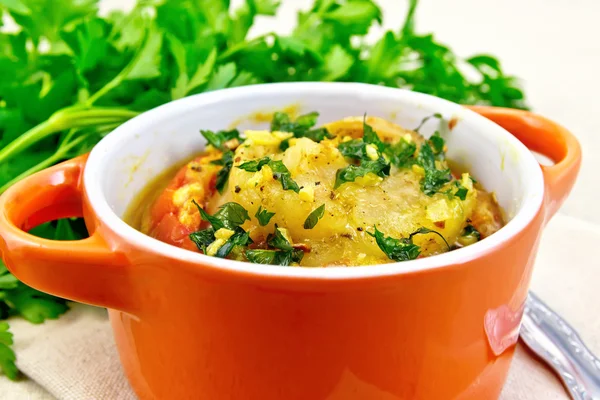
0 107 138 166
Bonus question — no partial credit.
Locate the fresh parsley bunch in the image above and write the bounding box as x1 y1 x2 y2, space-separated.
0 0 528 380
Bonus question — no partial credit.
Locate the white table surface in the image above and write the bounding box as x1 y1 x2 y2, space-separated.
1 0 599 399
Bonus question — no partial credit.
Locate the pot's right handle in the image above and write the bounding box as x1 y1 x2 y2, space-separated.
468 106 582 222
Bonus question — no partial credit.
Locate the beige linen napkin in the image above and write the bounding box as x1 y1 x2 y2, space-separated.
1 213 598 399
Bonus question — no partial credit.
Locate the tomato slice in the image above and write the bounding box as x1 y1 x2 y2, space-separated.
146 156 219 252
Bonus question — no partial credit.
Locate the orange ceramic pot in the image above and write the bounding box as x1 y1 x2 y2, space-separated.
0 83 581 399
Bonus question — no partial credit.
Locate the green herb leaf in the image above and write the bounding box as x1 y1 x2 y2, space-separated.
2 283 69 324
268 160 300 193
414 113 443 133
386 138 417 168
245 248 304 266
271 111 333 144
189 228 216 254
417 142 451 196
0 321 17 380
201 129 241 151
368 226 421 261
428 131 445 156
362 118 386 152
237 156 271 172
409 227 451 250
255 206 275 226
322 44 353 81
211 151 234 193
334 158 390 188
462 224 481 240
232 155 299 193
215 228 252 258
338 139 367 160
267 227 294 251
193 200 250 231
304 204 325 229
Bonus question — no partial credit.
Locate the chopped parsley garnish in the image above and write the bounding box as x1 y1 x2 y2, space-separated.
335 159 390 188
237 156 271 172
271 111 334 150
428 131 445 159
416 142 452 196
462 224 481 240
368 226 421 261
266 160 300 193
386 139 417 168
189 228 216 254
255 206 275 226
210 151 234 193
335 117 392 188
214 230 252 258
245 225 305 266
304 204 326 229
245 249 304 266
189 201 252 258
194 201 250 230
338 139 367 159
235 157 300 193
368 226 450 262
201 129 242 151
267 227 294 251
454 183 468 201
414 113 443 133
444 181 469 201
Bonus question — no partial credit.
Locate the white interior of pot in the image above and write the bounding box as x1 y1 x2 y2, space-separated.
84 82 544 276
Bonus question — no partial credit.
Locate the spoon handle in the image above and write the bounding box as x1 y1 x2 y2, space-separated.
520 292 600 400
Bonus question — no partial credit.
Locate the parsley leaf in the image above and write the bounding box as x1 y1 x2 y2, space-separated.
368 226 421 261
414 113 443 133
2 283 69 324
245 249 304 266
255 206 275 226
267 160 300 193
338 139 367 160
237 156 271 172
193 200 250 231
304 204 325 229
428 131 445 157
246 225 305 266
215 229 252 258
210 151 234 193
409 227 451 250
267 227 294 251
233 156 300 193
462 224 481 240
0 322 17 380
201 129 241 151
189 227 216 254
335 117 393 188
417 142 451 196
386 139 417 168
362 117 386 152
334 158 390 189
271 111 334 147
368 225 449 261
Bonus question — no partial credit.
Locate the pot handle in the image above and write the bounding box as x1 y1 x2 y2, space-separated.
0 155 138 314
468 106 582 221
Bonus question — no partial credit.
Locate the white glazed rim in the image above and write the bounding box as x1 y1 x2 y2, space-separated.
85 82 545 279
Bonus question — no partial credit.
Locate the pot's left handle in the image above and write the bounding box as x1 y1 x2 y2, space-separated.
0 155 138 314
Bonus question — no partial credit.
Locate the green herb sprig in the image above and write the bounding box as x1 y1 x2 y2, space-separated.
368 225 450 262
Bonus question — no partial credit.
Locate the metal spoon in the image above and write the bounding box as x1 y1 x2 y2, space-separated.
520 292 600 400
